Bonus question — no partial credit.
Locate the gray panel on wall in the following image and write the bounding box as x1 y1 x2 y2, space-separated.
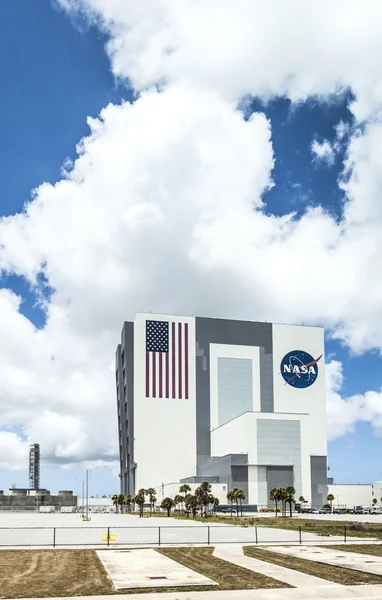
118 321 135 496
311 456 328 508
195 318 273 464
260 349 274 413
217 358 253 426
197 454 248 501
257 419 302 499
267 466 294 502
232 465 249 501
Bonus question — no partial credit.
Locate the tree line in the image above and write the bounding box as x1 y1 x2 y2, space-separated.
112 482 247 517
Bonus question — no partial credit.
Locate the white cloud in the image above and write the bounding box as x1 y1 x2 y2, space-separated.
326 360 382 439
58 0 382 121
335 120 350 141
0 432 29 471
1 1 382 468
311 139 335 165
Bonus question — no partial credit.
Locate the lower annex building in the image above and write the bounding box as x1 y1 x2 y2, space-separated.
116 313 328 508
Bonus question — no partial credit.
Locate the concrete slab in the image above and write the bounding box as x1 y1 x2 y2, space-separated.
213 544 338 588
264 545 382 577
96 548 217 589
12 585 382 600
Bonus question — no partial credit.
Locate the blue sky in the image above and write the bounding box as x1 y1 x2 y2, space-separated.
0 1 381 495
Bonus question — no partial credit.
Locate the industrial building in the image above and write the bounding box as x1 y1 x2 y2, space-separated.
116 313 328 508
0 489 77 511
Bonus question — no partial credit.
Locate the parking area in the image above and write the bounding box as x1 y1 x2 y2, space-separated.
0 512 371 548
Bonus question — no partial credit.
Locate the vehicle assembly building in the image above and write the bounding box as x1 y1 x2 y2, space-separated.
116 313 327 508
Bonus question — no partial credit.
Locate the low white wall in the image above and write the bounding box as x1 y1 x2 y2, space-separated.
328 484 372 507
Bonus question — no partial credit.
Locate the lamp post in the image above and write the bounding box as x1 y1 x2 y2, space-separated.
85 466 107 521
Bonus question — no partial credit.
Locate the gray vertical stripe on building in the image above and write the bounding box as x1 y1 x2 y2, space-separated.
195 318 273 465
260 349 274 412
116 321 135 496
310 455 328 509
217 357 253 426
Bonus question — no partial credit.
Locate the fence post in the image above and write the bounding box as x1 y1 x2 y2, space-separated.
299 526 302 544
207 526 210 546
344 525 347 543
255 526 258 545
158 527 161 546
107 527 110 548
53 527 56 548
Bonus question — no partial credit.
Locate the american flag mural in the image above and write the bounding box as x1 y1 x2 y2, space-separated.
145 320 189 399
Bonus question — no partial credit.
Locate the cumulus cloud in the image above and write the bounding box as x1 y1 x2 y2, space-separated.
58 0 382 121
311 139 335 165
326 360 382 440
1 0 382 466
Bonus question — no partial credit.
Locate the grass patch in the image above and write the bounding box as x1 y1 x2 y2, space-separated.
157 547 291 591
0 547 289 597
322 544 382 557
0 549 113 599
243 546 382 585
250 517 381 539
124 512 382 540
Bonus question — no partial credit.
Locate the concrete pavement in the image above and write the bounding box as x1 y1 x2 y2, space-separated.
264 545 382 576
9 586 382 600
213 544 338 588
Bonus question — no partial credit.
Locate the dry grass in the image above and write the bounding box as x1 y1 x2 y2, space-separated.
323 544 382 557
129 512 382 540
243 546 382 585
0 547 290 598
157 547 291 591
0 550 113 599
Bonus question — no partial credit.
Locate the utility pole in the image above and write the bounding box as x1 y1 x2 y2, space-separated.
85 469 89 521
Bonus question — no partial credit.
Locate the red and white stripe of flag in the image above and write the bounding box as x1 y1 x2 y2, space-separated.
146 322 189 399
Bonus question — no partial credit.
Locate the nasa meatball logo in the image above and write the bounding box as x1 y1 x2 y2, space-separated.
280 350 322 388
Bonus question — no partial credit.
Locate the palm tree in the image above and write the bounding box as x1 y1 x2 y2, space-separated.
112 494 119 513
185 493 200 518
117 493 125 514
161 497 176 517
269 488 278 516
327 493 335 513
124 494 133 513
285 486 296 517
179 484 191 496
277 488 288 517
211 496 220 513
174 494 184 513
179 484 191 512
236 489 246 517
373 498 378 507
226 490 235 516
195 481 212 517
230 488 240 515
134 489 146 517
146 488 157 516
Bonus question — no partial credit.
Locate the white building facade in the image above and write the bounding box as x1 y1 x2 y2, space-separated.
116 313 328 508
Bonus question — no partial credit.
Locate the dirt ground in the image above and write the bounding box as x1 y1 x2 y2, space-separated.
0 550 113 599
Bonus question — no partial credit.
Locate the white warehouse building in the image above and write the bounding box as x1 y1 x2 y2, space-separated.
116 313 328 508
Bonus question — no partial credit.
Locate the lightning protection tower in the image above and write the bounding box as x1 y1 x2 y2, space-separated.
29 443 40 490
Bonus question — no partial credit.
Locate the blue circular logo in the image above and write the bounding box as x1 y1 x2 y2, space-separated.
280 350 322 388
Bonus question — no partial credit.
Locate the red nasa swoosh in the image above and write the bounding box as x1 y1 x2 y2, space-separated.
284 354 323 385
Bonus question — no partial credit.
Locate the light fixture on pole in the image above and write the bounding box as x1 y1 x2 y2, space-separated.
85 465 107 521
